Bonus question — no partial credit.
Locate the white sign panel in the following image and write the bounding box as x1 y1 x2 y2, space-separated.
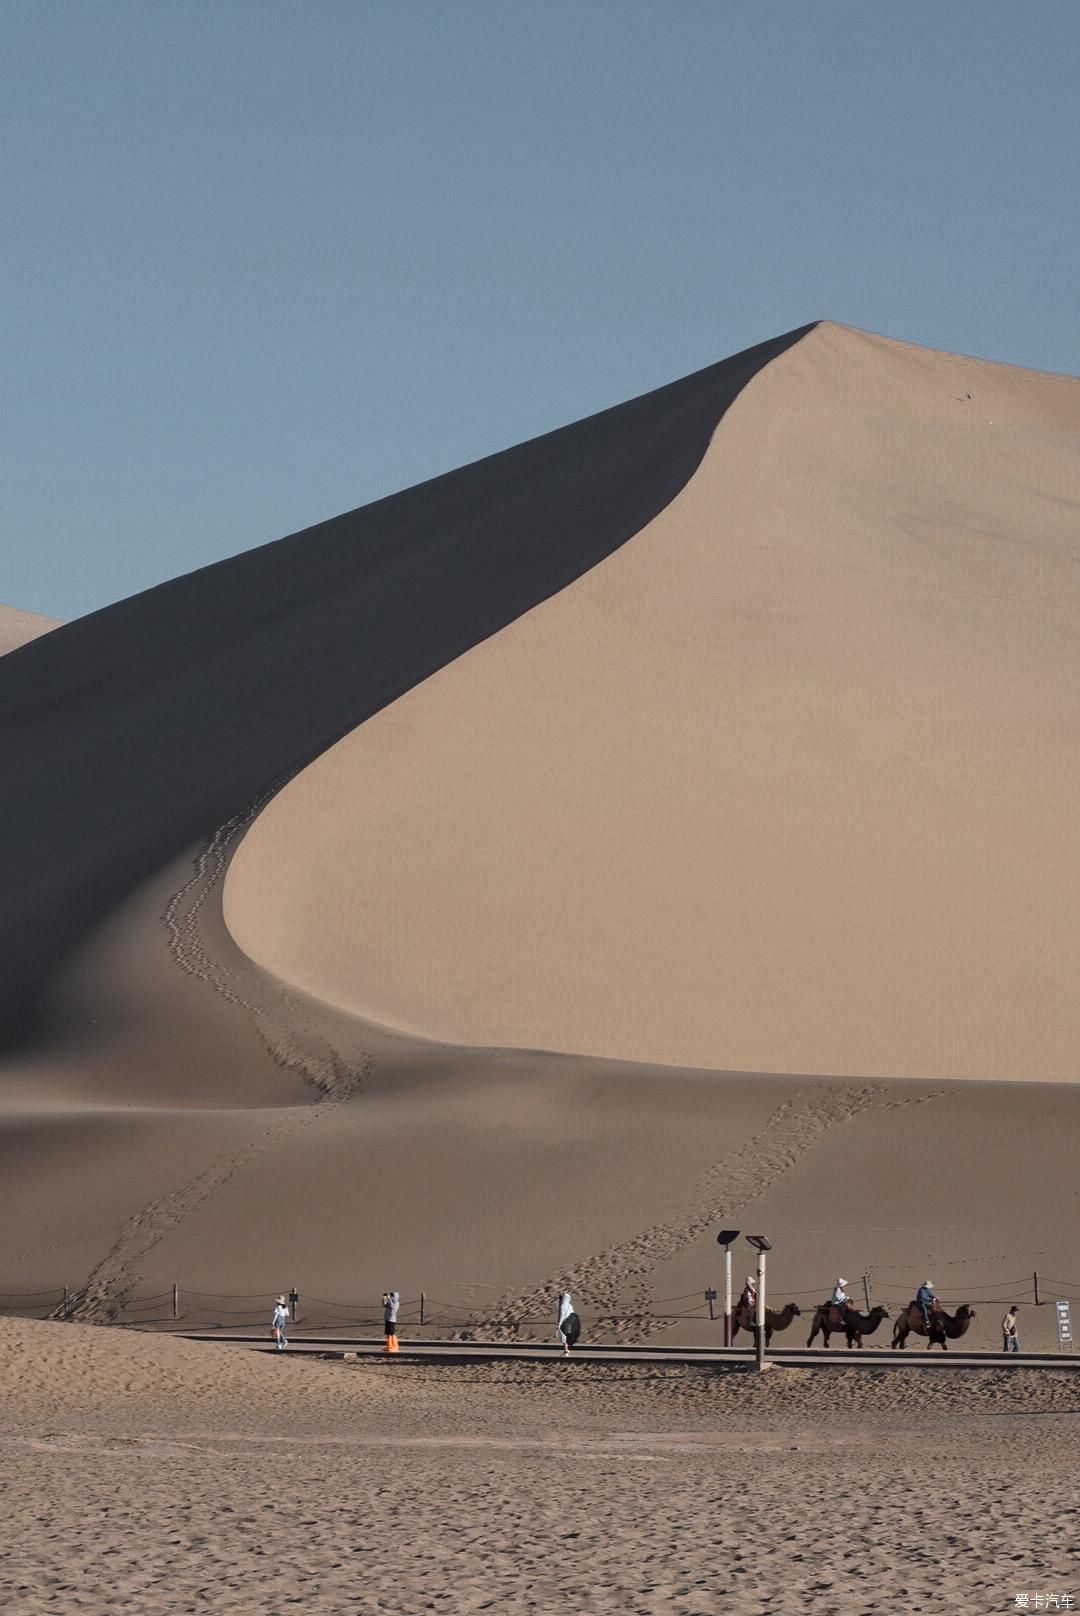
1056 1300 1072 1347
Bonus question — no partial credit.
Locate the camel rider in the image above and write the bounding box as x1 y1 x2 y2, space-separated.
738 1275 757 1312
916 1280 936 1330
830 1277 850 1311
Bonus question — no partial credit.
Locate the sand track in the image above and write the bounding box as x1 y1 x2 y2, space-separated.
465 1081 945 1339
60 817 374 1320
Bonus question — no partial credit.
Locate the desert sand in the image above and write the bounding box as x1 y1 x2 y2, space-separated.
2 320 1079 1356
1 1317 1077 1614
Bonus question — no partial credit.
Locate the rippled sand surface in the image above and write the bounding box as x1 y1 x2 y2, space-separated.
1 1319 1076 1613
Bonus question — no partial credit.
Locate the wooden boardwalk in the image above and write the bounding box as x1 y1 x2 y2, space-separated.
175 1332 1078 1370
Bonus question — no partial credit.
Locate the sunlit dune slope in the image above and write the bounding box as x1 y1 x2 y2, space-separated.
226 323 1080 1081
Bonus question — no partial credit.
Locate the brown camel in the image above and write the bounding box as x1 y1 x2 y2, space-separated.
731 1301 801 1347
806 1302 890 1350
892 1301 977 1350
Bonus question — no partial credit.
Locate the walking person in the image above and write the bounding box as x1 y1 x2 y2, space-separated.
271 1294 290 1352
556 1291 580 1354
383 1290 400 1354
1002 1304 1020 1353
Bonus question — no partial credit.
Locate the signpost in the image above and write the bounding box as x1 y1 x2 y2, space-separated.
716 1230 740 1347
746 1234 772 1371
1056 1300 1073 1352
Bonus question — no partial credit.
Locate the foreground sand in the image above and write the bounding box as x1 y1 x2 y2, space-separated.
1 1319 1077 1613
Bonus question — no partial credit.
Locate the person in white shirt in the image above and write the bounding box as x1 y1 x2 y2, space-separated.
831 1278 850 1309
271 1295 290 1351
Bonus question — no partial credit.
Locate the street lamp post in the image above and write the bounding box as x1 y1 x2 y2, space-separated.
746 1235 772 1371
716 1230 740 1348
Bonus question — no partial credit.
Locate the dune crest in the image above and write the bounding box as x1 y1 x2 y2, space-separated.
0 605 58 657
226 323 1080 1081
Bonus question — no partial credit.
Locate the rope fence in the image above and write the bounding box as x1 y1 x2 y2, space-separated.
2 1268 1078 1338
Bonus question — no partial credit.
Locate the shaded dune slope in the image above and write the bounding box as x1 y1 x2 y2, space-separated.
227 323 1080 1081
0 325 813 1049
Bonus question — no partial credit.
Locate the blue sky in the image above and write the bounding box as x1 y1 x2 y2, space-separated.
3 0 1079 620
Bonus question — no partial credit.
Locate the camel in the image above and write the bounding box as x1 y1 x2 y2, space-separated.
892 1301 977 1350
731 1301 801 1348
806 1302 890 1350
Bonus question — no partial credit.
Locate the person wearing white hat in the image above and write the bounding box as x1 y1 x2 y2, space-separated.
830 1277 850 1309
738 1273 757 1312
915 1280 936 1331
271 1294 290 1351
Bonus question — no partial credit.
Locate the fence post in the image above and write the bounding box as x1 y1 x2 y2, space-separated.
289 1287 298 1322
862 1275 871 1312
419 1291 426 1327
705 1286 717 1321
172 1283 179 1321
1034 1271 1040 1307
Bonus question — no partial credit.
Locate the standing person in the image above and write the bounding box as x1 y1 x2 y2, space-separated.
271 1294 290 1352
1002 1305 1020 1353
556 1292 580 1354
382 1290 400 1354
915 1280 936 1332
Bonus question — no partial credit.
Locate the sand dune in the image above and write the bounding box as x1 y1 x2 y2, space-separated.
3 322 1080 1343
0 325 808 1046
227 323 1080 1081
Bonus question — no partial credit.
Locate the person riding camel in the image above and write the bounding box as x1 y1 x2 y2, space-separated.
915 1279 936 1330
830 1277 849 1309
738 1275 757 1313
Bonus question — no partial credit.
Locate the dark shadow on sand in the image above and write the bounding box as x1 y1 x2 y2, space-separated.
0 325 815 1051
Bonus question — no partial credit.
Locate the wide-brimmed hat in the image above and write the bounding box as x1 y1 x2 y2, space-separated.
275 1294 287 1305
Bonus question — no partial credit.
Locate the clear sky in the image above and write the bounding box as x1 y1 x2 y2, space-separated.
3 0 1078 621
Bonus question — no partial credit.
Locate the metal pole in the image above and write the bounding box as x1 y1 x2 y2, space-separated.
862 1275 871 1313
705 1287 716 1321
724 1246 732 1348
289 1287 298 1323
755 1249 767 1372
1034 1271 1040 1307
420 1291 426 1327
172 1283 179 1321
